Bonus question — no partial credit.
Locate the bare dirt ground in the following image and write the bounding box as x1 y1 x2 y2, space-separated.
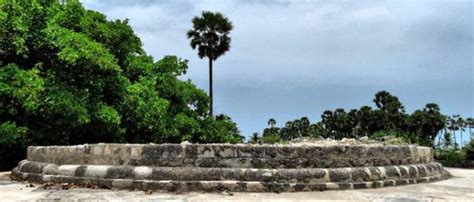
0 168 472 202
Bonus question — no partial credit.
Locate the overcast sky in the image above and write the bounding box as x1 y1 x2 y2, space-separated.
81 0 473 137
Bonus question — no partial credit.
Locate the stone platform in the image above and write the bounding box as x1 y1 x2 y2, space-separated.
11 143 450 192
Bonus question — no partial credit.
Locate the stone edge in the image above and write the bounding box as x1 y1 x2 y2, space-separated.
11 167 451 193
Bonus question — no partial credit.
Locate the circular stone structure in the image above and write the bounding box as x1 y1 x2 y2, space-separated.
12 143 450 192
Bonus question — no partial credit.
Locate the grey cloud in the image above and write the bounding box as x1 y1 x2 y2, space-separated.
81 0 473 136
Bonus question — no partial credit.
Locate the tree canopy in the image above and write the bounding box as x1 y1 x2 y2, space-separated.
257 91 449 146
187 11 232 61
0 0 242 170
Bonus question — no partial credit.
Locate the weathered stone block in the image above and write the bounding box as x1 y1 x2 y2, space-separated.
328 169 350 182
84 165 110 178
351 168 370 182
106 166 134 179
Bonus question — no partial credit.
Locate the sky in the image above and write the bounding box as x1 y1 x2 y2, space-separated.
81 0 473 139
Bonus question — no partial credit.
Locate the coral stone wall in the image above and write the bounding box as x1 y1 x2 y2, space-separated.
12 143 449 192
27 144 433 168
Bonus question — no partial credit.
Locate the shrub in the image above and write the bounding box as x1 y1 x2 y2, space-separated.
369 130 431 145
435 140 474 168
464 139 474 161
385 136 408 145
0 122 27 171
440 150 465 167
262 133 281 144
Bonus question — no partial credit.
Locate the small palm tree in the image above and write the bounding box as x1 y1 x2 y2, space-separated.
187 11 233 116
448 116 459 149
467 117 474 141
250 132 260 144
443 132 453 149
456 117 465 147
268 118 276 128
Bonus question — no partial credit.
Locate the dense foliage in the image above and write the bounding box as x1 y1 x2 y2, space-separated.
466 140 474 161
435 139 474 168
254 91 462 147
253 91 474 171
0 0 242 170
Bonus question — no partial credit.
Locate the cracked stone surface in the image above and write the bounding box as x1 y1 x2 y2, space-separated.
0 168 472 201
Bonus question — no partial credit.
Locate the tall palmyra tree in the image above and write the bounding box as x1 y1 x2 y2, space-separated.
187 11 233 116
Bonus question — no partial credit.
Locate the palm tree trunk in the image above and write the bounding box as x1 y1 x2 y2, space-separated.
437 130 442 157
209 58 213 117
453 130 457 149
438 129 443 147
470 127 472 142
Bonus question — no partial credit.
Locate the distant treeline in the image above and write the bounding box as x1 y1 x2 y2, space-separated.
251 91 473 147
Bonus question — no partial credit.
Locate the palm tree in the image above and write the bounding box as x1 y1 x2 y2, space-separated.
187 11 233 116
448 116 459 149
467 118 474 142
443 132 453 149
268 118 276 128
250 132 260 144
456 116 465 147
437 116 449 152
435 129 445 156
299 117 310 137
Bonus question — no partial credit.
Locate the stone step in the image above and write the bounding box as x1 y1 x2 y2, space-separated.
13 144 449 192
16 160 444 183
11 168 449 192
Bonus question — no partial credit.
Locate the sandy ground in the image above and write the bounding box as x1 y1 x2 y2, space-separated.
0 168 473 201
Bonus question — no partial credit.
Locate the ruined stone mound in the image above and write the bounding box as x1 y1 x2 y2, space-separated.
12 143 450 192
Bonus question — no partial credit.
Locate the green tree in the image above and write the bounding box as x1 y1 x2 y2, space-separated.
465 139 474 160
373 91 405 130
0 122 27 170
347 109 358 137
442 132 453 149
279 121 293 140
373 91 404 113
321 110 336 138
407 104 445 146
195 114 242 143
268 118 276 128
276 117 312 141
448 115 460 149
261 133 281 144
309 122 329 138
249 132 260 144
263 91 450 146
187 11 233 116
263 118 280 138
321 109 354 139
299 117 311 137
0 1 241 170
456 116 466 146
356 106 374 136
466 118 474 142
